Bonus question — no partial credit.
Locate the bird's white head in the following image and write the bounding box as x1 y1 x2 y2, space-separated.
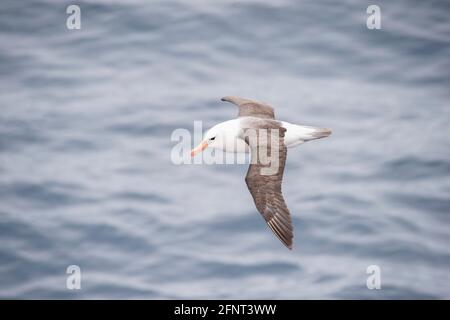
190 119 243 157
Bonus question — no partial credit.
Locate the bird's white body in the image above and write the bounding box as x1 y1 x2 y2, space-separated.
203 118 330 153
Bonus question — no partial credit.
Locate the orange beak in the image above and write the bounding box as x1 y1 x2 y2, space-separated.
191 140 209 157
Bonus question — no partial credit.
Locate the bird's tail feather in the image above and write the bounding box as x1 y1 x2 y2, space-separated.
309 127 332 139
296 126 332 141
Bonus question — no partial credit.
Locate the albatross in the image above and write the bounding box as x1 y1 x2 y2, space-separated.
191 96 331 249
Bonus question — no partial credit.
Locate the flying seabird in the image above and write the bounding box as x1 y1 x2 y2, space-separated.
191 96 331 249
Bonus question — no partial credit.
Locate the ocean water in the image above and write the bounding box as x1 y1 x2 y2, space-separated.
0 0 449 299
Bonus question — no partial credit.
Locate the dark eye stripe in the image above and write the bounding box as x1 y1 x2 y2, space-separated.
210 137 216 140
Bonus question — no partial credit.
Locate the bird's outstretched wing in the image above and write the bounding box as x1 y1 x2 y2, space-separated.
243 119 293 249
221 96 275 119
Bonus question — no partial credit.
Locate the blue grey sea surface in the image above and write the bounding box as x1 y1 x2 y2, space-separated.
1 0 449 299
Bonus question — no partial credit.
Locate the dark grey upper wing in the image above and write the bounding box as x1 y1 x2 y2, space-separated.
243 120 293 249
221 96 275 119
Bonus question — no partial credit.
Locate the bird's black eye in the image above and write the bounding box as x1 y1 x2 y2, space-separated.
210 137 216 141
